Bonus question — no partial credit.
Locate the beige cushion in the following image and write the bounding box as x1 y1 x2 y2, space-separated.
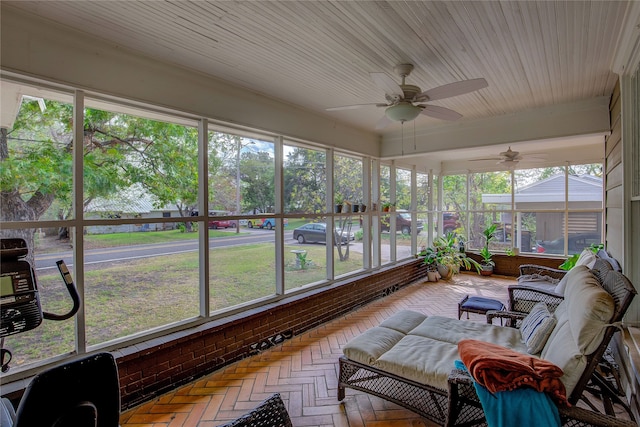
342 326 404 365
378 309 427 334
520 302 556 354
564 266 615 354
375 335 459 390
539 321 587 395
410 316 528 353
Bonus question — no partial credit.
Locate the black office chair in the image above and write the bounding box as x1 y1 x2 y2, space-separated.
1 352 120 427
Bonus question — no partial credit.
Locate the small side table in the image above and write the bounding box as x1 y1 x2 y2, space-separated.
458 295 505 321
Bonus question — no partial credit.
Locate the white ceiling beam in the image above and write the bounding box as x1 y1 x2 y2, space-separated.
380 96 611 158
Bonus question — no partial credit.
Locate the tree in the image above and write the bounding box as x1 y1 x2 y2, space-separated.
1 96 219 260
240 151 274 213
208 132 240 212
1 99 128 261
284 148 326 213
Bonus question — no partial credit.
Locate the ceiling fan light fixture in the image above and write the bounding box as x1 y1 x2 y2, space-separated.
385 103 422 123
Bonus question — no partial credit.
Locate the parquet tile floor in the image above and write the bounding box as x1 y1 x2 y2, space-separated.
118 273 628 426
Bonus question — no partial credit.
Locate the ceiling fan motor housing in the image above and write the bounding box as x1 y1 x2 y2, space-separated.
400 85 422 101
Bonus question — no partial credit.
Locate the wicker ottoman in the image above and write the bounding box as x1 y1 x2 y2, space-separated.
457 295 505 321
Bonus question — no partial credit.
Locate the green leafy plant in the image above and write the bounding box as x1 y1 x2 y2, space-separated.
417 246 440 272
559 242 604 270
479 246 495 267
559 254 579 271
382 201 395 211
429 232 481 277
480 224 497 266
298 251 309 269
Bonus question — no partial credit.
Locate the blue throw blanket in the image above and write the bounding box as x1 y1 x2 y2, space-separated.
454 360 560 427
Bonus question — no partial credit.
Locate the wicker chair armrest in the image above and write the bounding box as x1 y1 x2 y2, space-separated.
486 310 527 325
519 264 567 280
508 285 565 313
448 368 474 385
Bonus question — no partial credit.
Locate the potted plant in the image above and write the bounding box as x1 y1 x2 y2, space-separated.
479 224 497 276
335 195 344 213
479 246 495 276
417 246 441 282
432 232 481 279
382 201 396 212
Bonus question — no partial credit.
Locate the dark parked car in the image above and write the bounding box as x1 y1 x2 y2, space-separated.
534 233 601 255
442 212 460 234
381 211 423 234
293 223 354 244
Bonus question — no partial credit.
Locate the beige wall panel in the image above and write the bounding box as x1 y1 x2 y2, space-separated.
607 141 623 171
605 207 623 259
607 163 624 189
609 85 621 124
606 186 624 209
606 125 622 158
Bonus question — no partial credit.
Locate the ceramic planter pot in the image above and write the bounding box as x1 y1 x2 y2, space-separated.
480 264 493 276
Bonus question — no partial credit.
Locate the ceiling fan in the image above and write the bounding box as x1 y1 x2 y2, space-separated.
326 64 488 130
470 147 547 165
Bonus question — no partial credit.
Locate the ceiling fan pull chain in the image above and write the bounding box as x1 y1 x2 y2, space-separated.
401 122 404 156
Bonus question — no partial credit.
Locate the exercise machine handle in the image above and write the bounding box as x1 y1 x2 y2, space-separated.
42 261 80 321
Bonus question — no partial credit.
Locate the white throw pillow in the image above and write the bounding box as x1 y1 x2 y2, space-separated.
520 302 557 354
575 249 597 269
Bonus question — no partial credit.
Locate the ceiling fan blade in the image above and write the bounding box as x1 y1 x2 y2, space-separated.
470 157 501 162
374 114 392 130
326 103 386 111
419 105 463 121
370 72 404 99
419 78 488 101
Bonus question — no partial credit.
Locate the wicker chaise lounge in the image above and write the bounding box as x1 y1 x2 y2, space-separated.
338 259 636 426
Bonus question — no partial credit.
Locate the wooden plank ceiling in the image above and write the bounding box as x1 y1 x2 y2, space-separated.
2 1 629 140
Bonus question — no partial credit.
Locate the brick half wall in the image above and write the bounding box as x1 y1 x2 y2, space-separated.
114 258 429 409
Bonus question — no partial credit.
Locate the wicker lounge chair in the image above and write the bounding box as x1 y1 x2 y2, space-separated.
509 250 621 316
338 260 636 426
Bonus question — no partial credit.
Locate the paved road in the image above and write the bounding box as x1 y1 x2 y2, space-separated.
34 229 288 271
35 223 368 272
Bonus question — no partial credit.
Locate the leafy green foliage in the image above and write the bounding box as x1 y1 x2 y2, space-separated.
242 150 275 213
480 223 498 266
421 232 481 274
559 242 604 270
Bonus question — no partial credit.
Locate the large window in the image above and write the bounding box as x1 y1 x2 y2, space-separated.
440 165 603 256
284 144 327 290
467 171 511 252
0 77 605 376
83 101 202 344
334 154 364 277
0 80 395 374
206 130 278 311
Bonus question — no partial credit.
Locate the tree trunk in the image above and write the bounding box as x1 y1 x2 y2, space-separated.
1 128 56 265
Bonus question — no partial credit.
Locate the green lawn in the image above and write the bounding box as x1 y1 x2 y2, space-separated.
14 230 365 366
